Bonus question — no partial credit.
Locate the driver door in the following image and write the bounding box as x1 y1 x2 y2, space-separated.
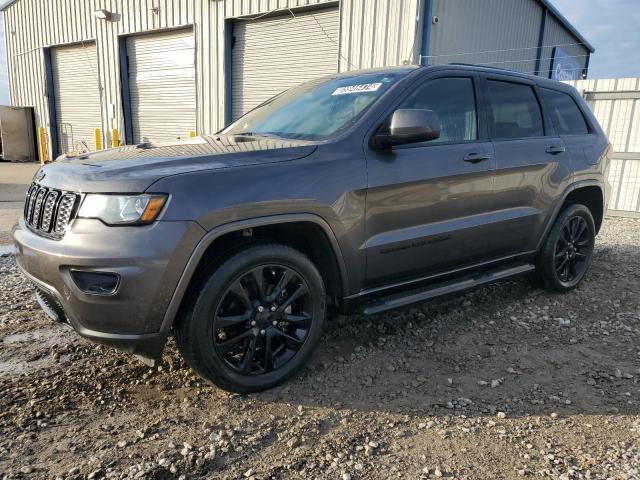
364 74 500 287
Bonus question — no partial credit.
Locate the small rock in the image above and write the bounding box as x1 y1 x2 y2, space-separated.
342 474 352 480
497 411 507 419
244 469 255 477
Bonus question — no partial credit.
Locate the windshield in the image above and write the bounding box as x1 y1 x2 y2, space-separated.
223 72 403 141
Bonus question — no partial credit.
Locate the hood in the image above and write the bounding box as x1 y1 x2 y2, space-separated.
35 135 317 193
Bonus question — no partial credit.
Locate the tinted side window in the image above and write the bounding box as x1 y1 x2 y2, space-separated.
487 80 544 139
399 77 478 144
541 88 589 135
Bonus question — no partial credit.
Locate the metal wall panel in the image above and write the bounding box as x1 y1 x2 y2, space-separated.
1 0 427 157
338 0 420 71
127 29 196 143
3 0 195 158
427 0 543 74
540 14 588 80
231 7 339 120
565 78 640 216
3 0 586 160
51 42 102 153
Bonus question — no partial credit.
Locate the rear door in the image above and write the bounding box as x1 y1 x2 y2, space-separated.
364 73 498 286
540 87 594 174
485 76 570 256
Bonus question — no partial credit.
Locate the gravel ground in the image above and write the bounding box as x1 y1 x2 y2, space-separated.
1 216 639 480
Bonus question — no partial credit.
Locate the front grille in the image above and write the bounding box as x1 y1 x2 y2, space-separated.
24 183 80 239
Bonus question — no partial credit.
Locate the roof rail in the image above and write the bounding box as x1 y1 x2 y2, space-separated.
447 63 521 73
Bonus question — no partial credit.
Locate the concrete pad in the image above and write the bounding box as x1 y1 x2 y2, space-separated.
0 209 21 240
0 162 40 244
0 162 40 186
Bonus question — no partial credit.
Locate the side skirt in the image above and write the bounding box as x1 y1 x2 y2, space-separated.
359 263 534 316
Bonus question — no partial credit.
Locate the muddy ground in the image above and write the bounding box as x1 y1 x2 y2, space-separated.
1 217 639 480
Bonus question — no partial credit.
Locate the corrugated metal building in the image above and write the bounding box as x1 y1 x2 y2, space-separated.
0 0 593 161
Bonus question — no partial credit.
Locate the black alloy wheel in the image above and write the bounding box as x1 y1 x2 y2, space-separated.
213 265 312 375
175 244 326 393
553 215 592 284
536 203 595 292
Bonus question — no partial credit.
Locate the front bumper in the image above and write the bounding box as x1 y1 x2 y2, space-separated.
12 217 205 359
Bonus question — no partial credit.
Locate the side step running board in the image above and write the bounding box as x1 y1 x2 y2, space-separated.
360 263 535 316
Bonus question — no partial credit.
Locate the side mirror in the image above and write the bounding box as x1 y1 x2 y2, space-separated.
373 109 441 149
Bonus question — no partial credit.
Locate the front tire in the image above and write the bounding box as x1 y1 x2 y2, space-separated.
536 203 596 292
175 243 326 393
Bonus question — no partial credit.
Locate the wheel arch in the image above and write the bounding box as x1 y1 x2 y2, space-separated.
562 185 604 233
537 181 605 252
160 214 349 334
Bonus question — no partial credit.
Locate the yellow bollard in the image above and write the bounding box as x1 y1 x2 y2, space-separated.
38 127 48 164
111 128 120 148
94 128 103 150
188 130 196 138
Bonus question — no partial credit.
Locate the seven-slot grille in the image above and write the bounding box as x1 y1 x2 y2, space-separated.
24 184 79 238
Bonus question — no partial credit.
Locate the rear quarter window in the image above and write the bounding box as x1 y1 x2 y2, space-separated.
541 88 590 135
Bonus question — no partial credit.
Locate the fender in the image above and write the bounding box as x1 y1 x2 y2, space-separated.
158 213 349 334
535 179 604 252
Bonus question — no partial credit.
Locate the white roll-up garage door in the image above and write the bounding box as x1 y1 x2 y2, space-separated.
51 43 102 154
231 7 340 121
127 29 196 144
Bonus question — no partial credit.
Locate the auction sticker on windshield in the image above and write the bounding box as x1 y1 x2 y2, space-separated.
332 83 382 95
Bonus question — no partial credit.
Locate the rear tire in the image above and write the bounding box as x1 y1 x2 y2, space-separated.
535 203 595 292
175 243 326 393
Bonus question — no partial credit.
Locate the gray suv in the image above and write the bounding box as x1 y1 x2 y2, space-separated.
13 65 611 392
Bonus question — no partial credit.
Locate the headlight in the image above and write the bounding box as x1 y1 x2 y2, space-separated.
77 194 168 225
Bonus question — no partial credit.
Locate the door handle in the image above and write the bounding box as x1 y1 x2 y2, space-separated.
463 153 492 163
545 145 566 155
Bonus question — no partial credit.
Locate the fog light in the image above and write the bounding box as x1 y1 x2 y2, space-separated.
70 270 120 295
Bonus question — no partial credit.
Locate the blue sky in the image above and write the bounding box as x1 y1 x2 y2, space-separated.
0 1 638 105
552 0 640 78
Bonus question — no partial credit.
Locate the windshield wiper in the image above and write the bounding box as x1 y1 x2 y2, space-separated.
232 131 286 139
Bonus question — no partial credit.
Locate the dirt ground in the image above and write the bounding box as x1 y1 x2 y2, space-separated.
1 216 639 480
